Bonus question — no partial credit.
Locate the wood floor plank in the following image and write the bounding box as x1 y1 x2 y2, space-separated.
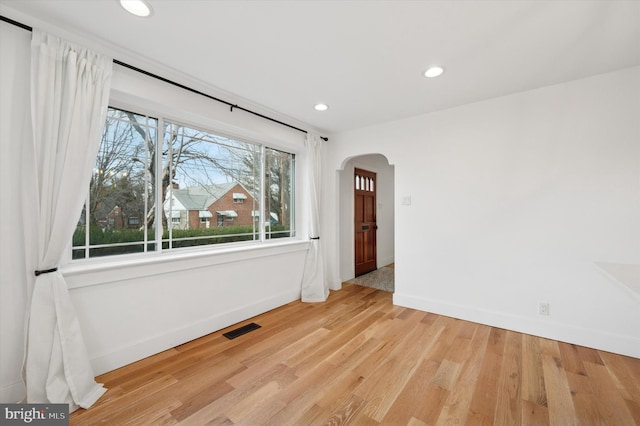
276 361 347 407
348 317 410 377
312 371 368 420
558 342 588 376
521 399 550 426
424 316 464 363
323 393 367 426
486 326 507 356
431 358 462 391
287 307 390 377
355 312 443 421
414 383 450 425
152 411 179 426
233 319 328 368
566 369 606 426
539 337 562 358
379 358 441 425
541 352 576 426
575 344 604 366
96 347 179 385
269 370 361 425
169 381 234 422
436 325 490 425
624 353 640 378
467 327 507 423
224 380 282 423
521 333 548 407
571 391 604 426
322 292 387 330
406 417 428 426
598 350 640 402
68 285 640 426
346 409 380 426
467 351 501 423
179 363 296 425
71 374 178 425
493 330 523 425
324 331 381 369
226 327 330 389
625 398 640 425
583 360 638 425
96 392 181 426
265 356 368 425
156 356 245 419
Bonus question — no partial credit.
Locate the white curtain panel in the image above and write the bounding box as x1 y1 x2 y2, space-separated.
24 30 112 410
301 134 329 302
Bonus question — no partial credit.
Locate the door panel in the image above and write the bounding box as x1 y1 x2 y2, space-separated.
354 168 377 276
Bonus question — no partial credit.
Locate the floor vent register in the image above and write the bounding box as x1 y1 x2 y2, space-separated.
223 322 261 340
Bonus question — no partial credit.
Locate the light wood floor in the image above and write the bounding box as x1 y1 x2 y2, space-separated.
70 284 640 425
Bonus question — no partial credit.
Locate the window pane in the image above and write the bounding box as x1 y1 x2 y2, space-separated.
265 148 295 239
73 107 157 258
162 122 261 248
72 108 296 260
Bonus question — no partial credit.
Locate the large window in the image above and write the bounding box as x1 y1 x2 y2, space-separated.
72 107 295 259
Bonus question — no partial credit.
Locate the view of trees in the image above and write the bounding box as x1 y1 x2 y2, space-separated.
74 107 294 258
85 110 153 232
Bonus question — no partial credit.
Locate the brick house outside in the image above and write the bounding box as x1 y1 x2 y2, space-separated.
163 182 257 230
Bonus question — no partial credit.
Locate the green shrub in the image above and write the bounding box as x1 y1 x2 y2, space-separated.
72 224 293 258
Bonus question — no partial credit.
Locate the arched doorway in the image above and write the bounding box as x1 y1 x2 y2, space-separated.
337 154 394 283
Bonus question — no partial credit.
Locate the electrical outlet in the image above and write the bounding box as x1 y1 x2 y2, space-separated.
538 302 550 316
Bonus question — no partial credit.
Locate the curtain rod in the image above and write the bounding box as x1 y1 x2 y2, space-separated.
0 14 329 142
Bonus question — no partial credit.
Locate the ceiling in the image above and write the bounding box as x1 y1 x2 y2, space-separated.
1 0 639 135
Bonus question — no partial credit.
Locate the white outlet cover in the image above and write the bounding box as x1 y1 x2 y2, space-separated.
538 302 550 316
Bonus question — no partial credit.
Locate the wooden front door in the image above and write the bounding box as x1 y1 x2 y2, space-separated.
354 168 377 276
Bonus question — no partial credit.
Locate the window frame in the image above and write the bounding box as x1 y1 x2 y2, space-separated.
68 100 300 265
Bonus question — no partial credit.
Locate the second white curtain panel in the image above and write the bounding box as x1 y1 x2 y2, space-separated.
301 133 328 302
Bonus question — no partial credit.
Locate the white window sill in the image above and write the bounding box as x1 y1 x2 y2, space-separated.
62 239 310 289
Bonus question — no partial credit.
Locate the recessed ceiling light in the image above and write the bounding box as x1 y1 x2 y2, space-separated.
314 103 329 111
424 66 444 78
119 0 153 17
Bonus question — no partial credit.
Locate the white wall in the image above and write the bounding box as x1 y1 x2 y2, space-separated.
338 155 395 280
64 244 308 375
327 66 640 358
0 20 312 403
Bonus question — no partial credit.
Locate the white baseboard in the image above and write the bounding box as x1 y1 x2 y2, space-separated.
393 292 640 359
379 256 395 268
89 288 301 376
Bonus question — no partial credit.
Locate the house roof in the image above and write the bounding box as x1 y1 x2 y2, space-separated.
170 182 244 211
